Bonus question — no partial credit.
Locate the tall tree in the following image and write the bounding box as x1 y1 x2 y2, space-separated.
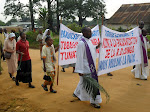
56 0 60 32
29 0 34 30
47 0 54 31
60 0 106 27
39 7 48 29
4 0 41 30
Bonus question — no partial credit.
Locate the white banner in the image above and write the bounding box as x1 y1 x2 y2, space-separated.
98 25 141 76
59 23 100 65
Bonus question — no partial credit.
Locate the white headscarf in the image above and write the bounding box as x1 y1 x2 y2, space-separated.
9 33 15 38
42 29 50 39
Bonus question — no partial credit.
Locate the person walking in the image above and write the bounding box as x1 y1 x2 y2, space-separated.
15 32 35 88
4 33 17 81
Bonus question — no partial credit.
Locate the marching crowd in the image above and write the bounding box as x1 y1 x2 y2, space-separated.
0 21 149 109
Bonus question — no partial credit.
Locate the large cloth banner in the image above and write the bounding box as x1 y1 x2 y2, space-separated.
98 25 141 76
59 23 100 65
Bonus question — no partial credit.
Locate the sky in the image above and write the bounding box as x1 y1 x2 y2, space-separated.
0 0 150 23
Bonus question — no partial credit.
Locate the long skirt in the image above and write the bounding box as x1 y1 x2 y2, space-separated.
6 53 17 74
16 60 32 83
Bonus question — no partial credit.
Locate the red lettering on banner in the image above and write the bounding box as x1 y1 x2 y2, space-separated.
105 46 135 58
103 38 109 48
60 41 78 50
60 51 77 60
60 52 65 60
96 48 99 53
91 38 100 45
61 41 64 50
111 49 115 58
105 49 110 58
116 48 120 56
102 37 137 48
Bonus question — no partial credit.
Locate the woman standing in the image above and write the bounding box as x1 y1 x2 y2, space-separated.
4 33 17 81
15 32 35 88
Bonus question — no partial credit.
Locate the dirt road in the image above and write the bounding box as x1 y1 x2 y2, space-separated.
0 49 150 112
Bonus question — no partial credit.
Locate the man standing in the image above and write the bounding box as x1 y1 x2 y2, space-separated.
131 29 150 80
133 21 144 69
36 29 43 60
3 29 9 40
73 27 102 108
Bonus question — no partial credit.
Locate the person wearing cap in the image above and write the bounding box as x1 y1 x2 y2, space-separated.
4 33 17 81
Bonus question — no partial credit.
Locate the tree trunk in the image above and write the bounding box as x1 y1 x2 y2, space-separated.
79 16 84 27
29 0 34 30
47 0 54 31
56 0 60 33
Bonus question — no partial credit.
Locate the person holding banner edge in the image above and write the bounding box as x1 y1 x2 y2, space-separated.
131 29 150 80
133 21 144 69
73 27 102 109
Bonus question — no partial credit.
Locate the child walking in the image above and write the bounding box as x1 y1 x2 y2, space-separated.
41 37 57 93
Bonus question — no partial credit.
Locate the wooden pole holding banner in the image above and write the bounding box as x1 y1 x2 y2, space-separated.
102 15 104 25
137 19 138 26
57 17 62 85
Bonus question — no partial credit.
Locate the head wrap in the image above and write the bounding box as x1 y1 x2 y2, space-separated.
42 29 50 39
9 33 15 38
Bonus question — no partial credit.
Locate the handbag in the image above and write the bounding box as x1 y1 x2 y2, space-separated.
4 40 14 59
4 52 12 59
43 75 51 81
43 72 51 81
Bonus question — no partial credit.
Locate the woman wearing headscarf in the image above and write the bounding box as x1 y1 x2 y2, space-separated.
42 29 51 45
42 29 59 55
4 33 17 81
15 32 35 88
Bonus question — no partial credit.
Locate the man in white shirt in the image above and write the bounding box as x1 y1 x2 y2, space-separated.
73 27 102 108
132 29 150 80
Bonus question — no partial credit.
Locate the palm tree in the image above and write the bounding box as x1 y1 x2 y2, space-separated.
39 7 48 29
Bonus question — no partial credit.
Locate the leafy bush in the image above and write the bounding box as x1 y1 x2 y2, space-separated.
25 31 59 49
26 31 39 49
53 38 59 47
117 26 126 32
67 23 84 32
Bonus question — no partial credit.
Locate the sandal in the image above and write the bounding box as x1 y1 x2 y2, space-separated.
41 84 48 91
9 73 12 78
29 85 35 88
50 89 57 93
12 77 16 81
15 80 19 86
91 103 101 109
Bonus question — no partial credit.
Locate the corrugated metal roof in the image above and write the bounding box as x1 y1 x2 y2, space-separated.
107 3 150 24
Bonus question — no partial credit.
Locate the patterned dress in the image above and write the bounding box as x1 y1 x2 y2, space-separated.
42 44 56 85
